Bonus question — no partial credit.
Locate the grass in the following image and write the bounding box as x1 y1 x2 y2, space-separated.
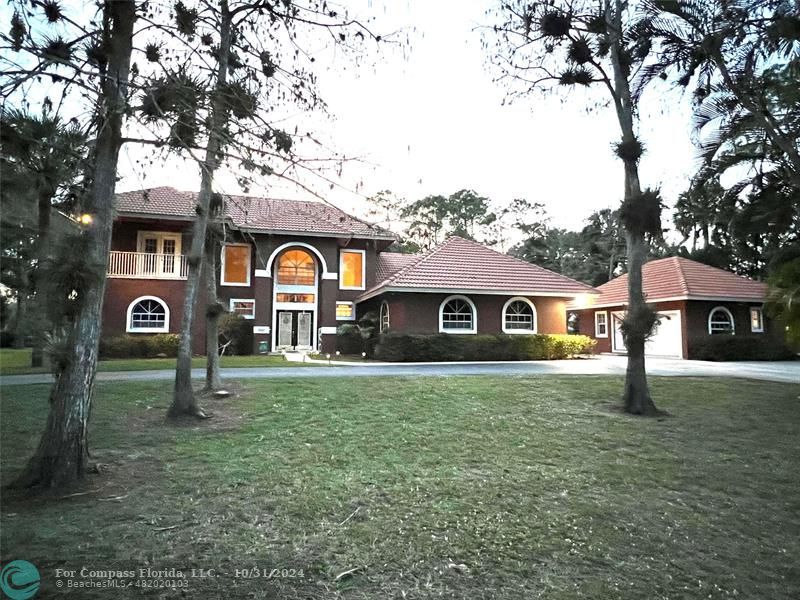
0 348 314 375
1 376 799 598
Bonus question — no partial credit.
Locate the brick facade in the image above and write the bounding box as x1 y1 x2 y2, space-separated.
572 299 778 359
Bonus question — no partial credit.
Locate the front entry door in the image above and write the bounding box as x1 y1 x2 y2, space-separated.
296 312 312 349
276 310 314 350
278 312 293 348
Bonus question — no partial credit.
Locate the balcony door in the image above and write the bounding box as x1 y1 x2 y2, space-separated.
137 232 182 277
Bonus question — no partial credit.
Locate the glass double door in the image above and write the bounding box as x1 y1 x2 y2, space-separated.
277 311 313 350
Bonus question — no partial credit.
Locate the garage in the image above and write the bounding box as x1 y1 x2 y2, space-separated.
611 310 683 359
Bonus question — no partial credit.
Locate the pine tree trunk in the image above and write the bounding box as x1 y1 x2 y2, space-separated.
607 0 658 416
9 0 136 490
169 1 233 418
204 237 222 391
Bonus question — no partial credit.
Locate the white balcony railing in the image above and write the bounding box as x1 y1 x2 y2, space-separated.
108 251 189 279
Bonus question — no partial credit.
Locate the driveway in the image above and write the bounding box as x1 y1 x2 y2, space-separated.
1 355 797 386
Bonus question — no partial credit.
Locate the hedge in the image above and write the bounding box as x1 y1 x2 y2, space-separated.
99 334 181 359
0 331 16 348
374 333 596 362
690 335 796 361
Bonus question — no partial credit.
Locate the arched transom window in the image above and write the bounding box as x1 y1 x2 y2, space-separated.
503 297 537 333
277 249 316 285
708 306 735 335
380 301 390 333
127 296 169 333
439 295 476 334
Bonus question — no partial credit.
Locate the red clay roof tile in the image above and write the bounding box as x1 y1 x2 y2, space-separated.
115 186 394 239
362 236 596 300
578 256 767 307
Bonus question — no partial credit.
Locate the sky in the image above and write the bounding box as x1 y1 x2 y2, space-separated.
112 0 700 232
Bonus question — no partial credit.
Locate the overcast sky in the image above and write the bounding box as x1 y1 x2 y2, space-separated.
116 0 699 232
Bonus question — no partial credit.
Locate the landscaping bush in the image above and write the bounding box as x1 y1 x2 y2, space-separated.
219 313 253 355
374 333 596 362
99 334 181 359
690 335 796 361
335 326 363 355
0 331 16 348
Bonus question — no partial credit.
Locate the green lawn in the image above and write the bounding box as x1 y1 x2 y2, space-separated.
1 376 799 598
0 348 313 375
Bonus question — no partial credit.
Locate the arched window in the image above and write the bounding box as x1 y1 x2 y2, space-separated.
380 301 390 333
439 295 476 334
708 306 735 335
502 297 537 334
127 296 169 333
277 249 316 285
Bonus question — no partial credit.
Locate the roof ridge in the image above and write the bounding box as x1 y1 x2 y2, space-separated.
382 241 443 285
672 256 690 295
448 235 595 291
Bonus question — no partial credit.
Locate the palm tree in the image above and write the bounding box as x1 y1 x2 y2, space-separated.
0 109 88 365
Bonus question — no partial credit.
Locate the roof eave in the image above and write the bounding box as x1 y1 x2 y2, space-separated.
569 293 767 310
357 285 598 303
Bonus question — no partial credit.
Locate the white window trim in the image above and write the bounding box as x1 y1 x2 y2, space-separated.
708 306 735 335
750 306 764 333
501 296 538 334
380 300 390 333
126 295 170 333
221 243 252 287
136 231 182 255
336 301 355 321
229 298 255 319
439 294 477 334
595 310 608 338
339 248 366 291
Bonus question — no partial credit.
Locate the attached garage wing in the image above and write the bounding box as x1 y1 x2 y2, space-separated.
611 310 683 359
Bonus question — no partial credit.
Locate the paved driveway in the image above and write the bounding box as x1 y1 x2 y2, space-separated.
1 355 797 386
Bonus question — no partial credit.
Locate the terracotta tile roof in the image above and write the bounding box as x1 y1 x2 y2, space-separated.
376 252 419 282
574 256 767 307
361 236 596 301
115 186 395 239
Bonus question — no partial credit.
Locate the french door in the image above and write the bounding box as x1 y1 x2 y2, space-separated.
276 311 313 350
137 232 182 277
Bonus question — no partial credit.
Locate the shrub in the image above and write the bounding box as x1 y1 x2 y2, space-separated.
690 335 796 361
374 333 596 362
335 325 363 355
99 333 181 359
219 313 253 355
0 331 16 348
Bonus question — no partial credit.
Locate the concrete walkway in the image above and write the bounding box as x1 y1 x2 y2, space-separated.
1 355 797 386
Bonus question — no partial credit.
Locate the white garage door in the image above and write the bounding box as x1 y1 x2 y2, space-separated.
611 310 683 359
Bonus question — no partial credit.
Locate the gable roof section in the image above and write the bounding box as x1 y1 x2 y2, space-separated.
115 186 395 240
376 252 420 282
577 256 767 308
359 236 596 302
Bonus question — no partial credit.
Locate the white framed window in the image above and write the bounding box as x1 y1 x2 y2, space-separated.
339 249 365 290
750 307 764 333
336 301 355 321
136 231 182 255
595 311 608 338
230 298 255 319
708 306 735 335
502 297 537 334
439 295 477 334
127 296 169 333
380 300 390 333
221 243 251 287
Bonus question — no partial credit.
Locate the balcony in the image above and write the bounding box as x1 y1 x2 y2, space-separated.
108 251 189 279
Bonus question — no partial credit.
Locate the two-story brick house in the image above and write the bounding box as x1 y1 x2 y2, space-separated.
104 187 595 354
